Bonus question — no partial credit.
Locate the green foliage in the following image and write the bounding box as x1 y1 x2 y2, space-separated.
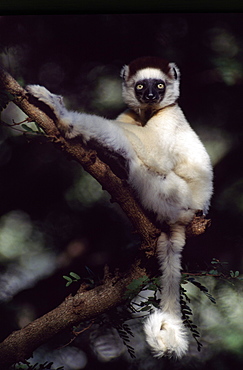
185 277 216 304
63 271 81 287
209 258 242 281
124 276 150 300
124 276 161 315
230 270 240 278
180 258 243 351
181 276 216 351
180 286 203 352
63 267 97 288
208 258 229 276
12 361 64 369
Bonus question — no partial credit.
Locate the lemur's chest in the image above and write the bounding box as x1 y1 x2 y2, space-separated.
116 106 184 174
124 122 178 174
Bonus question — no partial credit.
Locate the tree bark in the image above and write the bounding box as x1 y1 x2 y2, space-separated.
0 66 210 368
0 264 147 369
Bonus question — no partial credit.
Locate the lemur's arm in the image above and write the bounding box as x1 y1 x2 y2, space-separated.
26 85 135 160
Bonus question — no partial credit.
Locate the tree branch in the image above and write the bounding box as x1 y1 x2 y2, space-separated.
0 66 210 368
0 264 147 369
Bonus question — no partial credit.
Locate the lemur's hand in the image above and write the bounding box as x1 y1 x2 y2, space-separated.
26 85 65 114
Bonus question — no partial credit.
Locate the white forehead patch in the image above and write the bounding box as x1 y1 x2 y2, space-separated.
134 68 166 81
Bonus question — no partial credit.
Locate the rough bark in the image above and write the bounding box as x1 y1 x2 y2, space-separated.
0 66 210 368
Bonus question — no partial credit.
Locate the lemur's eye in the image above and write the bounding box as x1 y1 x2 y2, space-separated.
136 84 144 90
157 83 165 89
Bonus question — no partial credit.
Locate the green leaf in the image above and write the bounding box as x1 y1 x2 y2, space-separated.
230 270 240 278
187 277 216 304
69 272 81 280
208 269 219 275
63 275 72 282
124 275 149 299
147 284 158 291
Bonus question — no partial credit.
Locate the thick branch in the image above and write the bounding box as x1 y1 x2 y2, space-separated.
0 66 210 367
0 264 146 369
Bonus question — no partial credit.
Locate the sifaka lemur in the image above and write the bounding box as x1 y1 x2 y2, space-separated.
26 56 213 358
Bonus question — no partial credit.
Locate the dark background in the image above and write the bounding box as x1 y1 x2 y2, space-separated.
0 13 243 370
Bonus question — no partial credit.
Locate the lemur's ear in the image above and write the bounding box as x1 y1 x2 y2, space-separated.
168 62 180 80
120 65 129 81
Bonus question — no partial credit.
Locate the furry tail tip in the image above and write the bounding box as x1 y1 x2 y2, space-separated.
144 310 188 359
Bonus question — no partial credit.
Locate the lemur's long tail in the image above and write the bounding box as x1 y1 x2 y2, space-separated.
144 224 188 358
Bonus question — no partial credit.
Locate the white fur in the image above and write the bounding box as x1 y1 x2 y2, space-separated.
143 226 188 358
144 310 188 358
157 226 185 314
26 59 213 359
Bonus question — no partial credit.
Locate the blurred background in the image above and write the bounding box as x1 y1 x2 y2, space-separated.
0 13 243 369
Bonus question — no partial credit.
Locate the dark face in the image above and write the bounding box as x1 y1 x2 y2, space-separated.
135 78 166 104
